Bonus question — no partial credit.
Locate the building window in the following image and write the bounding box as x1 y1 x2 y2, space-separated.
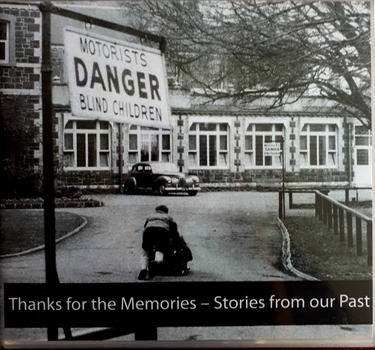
188 123 229 168
128 126 171 164
355 125 371 165
0 20 9 63
0 15 15 66
300 124 337 168
244 124 284 167
63 120 110 169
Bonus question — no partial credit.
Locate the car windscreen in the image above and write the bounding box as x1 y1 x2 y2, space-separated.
151 163 178 173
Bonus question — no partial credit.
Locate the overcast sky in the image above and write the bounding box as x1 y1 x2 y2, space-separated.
51 1 135 45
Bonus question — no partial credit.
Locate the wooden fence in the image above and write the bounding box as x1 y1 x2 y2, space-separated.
279 189 372 267
314 191 372 266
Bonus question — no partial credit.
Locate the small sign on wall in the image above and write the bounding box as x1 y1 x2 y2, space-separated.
264 142 281 156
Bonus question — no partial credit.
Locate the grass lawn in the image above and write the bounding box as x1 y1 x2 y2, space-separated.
282 215 372 280
0 210 85 256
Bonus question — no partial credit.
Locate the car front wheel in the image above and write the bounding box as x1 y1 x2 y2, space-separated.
188 190 198 196
157 184 168 196
124 178 136 194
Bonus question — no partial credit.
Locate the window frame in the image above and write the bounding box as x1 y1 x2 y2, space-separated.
354 125 372 147
128 126 172 164
188 123 230 169
63 120 111 170
299 123 338 169
0 14 15 66
354 125 372 166
244 123 284 168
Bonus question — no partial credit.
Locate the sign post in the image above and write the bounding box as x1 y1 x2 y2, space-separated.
264 140 285 217
40 2 59 340
39 3 168 340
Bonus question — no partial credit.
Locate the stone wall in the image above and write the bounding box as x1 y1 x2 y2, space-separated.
190 168 348 186
58 170 116 190
0 94 41 168
0 6 41 84
0 4 42 171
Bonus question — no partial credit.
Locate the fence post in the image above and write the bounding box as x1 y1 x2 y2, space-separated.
339 208 344 242
316 193 323 220
318 196 322 221
279 191 283 218
356 217 363 256
323 198 328 225
347 213 353 247
333 205 338 235
327 202 332 230
367 221 372 266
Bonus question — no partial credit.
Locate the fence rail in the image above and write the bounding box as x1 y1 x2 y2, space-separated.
314 190 372 266
279 189 372 267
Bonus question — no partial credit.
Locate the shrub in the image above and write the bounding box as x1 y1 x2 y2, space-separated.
56 187 82 199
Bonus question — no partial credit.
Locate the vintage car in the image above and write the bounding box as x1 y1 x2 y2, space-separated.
123 162 201 196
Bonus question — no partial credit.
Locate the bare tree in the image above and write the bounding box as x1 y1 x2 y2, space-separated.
123 0 371 128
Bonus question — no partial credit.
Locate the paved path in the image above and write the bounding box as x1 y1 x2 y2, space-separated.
2 192 300 284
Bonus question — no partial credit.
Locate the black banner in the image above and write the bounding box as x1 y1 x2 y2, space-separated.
4 281 372 328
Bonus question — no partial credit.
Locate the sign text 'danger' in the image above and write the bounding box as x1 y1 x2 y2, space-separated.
64 28 171 129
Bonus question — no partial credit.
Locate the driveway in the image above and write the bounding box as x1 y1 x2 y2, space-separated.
1 192 299 284
1 192 371 343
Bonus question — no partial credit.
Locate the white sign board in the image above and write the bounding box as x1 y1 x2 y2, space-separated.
264 142 281 156
64 27 171 129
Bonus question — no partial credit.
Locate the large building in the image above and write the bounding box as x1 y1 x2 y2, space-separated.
54 83 372 190
1 2 372 194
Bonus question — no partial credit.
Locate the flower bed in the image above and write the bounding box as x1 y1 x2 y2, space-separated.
0 197 104 209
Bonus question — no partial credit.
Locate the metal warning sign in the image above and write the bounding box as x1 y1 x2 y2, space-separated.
64 27 171 129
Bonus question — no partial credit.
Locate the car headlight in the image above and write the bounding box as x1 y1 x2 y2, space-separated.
192 176 199 183
171 178 179 184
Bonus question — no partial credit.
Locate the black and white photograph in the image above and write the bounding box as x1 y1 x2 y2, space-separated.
0 0 373 347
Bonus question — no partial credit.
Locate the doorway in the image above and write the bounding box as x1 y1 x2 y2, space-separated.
353 125 372 187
